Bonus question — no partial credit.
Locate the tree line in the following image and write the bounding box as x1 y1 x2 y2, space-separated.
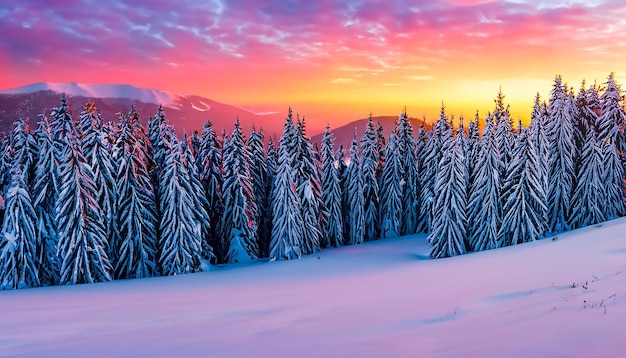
0 73 624 289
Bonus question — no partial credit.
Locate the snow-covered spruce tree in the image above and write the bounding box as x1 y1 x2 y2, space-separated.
264 136 278 253
546 76 575 233
398 111 419 236
197 120 225 262
266 136 279 172
467 112 481 187
294 116 322 254
375 121 387 235
457 118 470 167
585 82 602 130
79 102 120 265
50 95 79 224
127 106 151 159
0 164 40 289
375 120 386 181
360 115 380 241
79 101 103 139
32 117 61 286
346 130 365 245
158 133 204 275
180 134 211 243
456 117 472 246
112 116 158 279
565 89 581 186
493 90 514 212
269 111 303 260
569 126 605 229
414 123 428 218
415 123 428 172
528 97 549 236
221 119 258 263
191 130 201 157
148 105 169 189
0 134 11 223
101 120 119 155
10 119 38 186
467 116 501 252
498 126 547 246
50 94 75 142
311 143 326 247
320 124 343 247
380 129 404 238
416 128 436 233
574 82 592 175
428 130 468 258
248 127 270 257
597 73 626 219
0 136 12 197
336 144 350 242
417 106 449 233
56 133 112 284
530 93 549 186
493 89 513 157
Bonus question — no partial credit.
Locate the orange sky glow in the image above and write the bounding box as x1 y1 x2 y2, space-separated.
1 1 626 133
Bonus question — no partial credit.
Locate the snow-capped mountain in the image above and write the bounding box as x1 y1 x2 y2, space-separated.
0 82 180 106
0 82 286 137
0 82 425 144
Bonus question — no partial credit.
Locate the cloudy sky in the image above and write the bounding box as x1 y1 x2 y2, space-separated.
1 0 625 127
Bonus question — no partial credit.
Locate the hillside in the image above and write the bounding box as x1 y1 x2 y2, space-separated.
0 83 432 144
1 218 625 357
311 115 430 149
0 83 286 137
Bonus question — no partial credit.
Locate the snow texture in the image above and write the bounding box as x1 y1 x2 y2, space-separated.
2 218 626 357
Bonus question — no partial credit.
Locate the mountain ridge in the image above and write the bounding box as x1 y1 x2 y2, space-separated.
0 82 178 105
0 83 287 137
0 82 423 145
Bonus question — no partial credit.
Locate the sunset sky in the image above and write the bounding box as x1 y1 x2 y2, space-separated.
1 0 626 129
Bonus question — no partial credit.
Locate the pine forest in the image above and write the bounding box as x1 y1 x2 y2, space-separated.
0 73 625 289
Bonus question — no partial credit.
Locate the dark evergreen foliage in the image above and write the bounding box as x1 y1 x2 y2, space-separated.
269 110 303 260
294 117 321 254
498 127 547 246
346 131 364 245
546 76 576 233
221 119 257 263
197 120 225 262
113 116 158 279
428 131 468 258
32 117 61 286
157 133 204 275
468 117 501 252
321 125 343 247
380 129 403 238
360 115 380 241
0 163 40 289
56 135 113 284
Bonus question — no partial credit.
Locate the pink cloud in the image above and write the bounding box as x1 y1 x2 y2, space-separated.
1 0 625 103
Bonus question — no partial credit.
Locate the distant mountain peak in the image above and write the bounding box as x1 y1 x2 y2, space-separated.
0 82 180 106
0 83 287 138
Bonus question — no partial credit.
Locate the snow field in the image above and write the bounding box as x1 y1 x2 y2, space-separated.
1 217 626 357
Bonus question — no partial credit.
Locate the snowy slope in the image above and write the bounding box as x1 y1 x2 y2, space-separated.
0 82 179 106
1 219 626 357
